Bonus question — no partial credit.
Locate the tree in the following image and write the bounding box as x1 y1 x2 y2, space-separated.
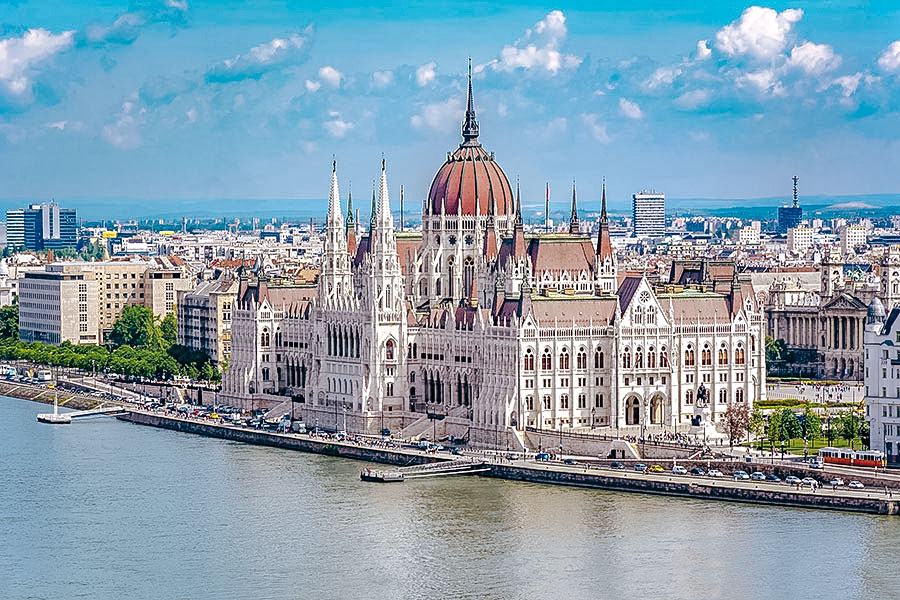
839 411 862 449
724 404 750 449
0 302 18 339
108 306 163 350
778 408 802 441
160 312 177 348
800 405 822 441
749 407 767 449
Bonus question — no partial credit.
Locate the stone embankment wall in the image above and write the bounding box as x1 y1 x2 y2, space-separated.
0 381 103 411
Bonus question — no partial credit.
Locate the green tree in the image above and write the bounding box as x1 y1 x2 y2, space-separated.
801 405 822 440
108 306 163 350
839 411 862 449
749 407 767 449
778 408 802 441
160 312 177 348
0 302 18 339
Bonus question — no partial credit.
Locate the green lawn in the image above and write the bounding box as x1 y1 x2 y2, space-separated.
748 436 867 455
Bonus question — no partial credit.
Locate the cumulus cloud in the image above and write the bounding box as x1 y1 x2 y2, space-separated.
695 40 711 61
372 70 393 88
103 99 144 149
830 73 862 98
318 65 342 87
787 41 840 75
619 98 643 119
736 69 784 95
411 96 463 132
490 10 581 74
877 41 900 72
206 30 311 83
674 89 712 110
415 61 436 87
324 117 354 137
0 28 74 104
580 113 610 143
715 6 802 61
304 79 320 93
79 2 189 47
643 65 682 91
165 0 188 10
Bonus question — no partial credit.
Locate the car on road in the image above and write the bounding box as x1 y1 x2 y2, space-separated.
750 472 765 481
535 453 551 462
609 461 625 470
451 448 463 456
690 467 705 476
732 470 750 480
672 466 688 475
801 477 818 486
765 474 782 482
829 478 845 486
848 481 865 489
563 458 577 465
648 464 665 473
707 469 724 477
634 463 648 472
785 475 801 485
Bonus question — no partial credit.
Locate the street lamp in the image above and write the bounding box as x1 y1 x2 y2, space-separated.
591 408 595 430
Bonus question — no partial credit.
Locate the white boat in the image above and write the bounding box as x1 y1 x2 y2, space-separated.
37 388 71 424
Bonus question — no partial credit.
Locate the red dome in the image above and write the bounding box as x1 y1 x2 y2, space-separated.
428 144 514 217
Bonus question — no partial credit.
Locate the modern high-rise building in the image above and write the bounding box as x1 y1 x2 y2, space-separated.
5 202 77 251
632 190 665 237
777 175 803 234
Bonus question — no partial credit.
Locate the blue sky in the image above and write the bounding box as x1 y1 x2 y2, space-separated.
1 1 899 213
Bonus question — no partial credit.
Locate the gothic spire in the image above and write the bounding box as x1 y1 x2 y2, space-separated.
327 159 340 221
370 179 376 229
346 181 354 228
569 179 580 234
600 178 608 224
461 58 479 145
515 179 522 226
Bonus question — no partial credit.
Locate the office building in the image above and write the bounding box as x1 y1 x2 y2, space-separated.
632 191 666 237
5 202 77 251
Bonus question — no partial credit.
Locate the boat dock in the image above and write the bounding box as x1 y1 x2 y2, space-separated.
361 459 491 482
37 405 125 424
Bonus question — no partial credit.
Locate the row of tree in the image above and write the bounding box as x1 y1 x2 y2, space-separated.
0 304 220 382
725 403 869 451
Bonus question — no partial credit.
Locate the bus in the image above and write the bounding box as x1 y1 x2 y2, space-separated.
817 447 886 468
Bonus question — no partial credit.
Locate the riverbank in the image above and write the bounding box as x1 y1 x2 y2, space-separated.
0 380 113 411
117 410 900 515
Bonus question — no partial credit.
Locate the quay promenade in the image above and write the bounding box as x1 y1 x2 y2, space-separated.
119 409 900 515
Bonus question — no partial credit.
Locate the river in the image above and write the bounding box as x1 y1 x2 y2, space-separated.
2 396 898 599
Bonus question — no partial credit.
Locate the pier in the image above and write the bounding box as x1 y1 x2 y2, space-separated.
117 409 900 515
361 459 490 482
37 405 125 424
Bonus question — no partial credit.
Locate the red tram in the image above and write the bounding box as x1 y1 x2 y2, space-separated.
818 447 886 468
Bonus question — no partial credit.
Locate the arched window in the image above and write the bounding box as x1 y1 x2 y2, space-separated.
648 346 656 369
718 344 728 366
622 347 631 369
635 347 643 369
686 390 694 404
526 395 534 410
578 394 586 408
447 257 455 298
719 389 728 403
261 329 270 347
542 395 551 410
576 347 587 370
596 393 604 407
660 347 669 367
559 347 570 370
735 343 745 365
541 348 552 371
385 339 395 360
701 344 711 366
736 389 745 403
463 256 475 297
595 349 604 369
560 394 569 409
647 305 656 323
634 305 643 324
684 345 695 367
524 348 535 371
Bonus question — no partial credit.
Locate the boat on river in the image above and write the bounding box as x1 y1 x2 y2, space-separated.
360 468 405 483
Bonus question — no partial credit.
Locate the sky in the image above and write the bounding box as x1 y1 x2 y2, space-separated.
1 1 900 215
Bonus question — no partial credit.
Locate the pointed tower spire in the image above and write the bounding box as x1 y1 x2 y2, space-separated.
569 179 580 234
346 181 354 227
462 58 480 145
600 177 608 225
327 159 340 221
346 182 357 257
515 178 522 226
370 179 377 230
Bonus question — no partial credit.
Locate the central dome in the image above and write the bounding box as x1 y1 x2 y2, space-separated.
427 67 514 217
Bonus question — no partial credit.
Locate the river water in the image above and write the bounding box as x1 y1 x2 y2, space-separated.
2 396 898 599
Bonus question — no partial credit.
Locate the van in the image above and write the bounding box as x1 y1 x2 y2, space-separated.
809 457 824 469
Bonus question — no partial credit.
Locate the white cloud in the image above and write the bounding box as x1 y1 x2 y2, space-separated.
0 28 74 100
186 107 198 123
304 79 320 93
103 99 143 149
674 89 712 110
715 6 802 61
165 0 188 10
324 118 354 138
695 39 711 61
415 61 436 87
411 97 463 132
643 65 682 90
787 41 840 75
206 31 310 82
877 41 900 72
318 65 342 87
736 69 784 95
580 113 610 143
83 12 146 45
492 10 581 74
619 98 643 120
46 120 68 130
372 70 393 88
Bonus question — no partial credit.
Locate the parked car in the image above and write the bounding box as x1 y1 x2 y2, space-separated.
765 474 782 482
829 478 845 486
609 461 625 470
785 475 801 485
690 467 705 476
672 465 688 475
801 477 818 486
535 453 551 462
648 464 665 473
848 481 865 489
707 469 724 477
750 472 765 481
563 458 577 465
633 463 648 472
732 470 750 480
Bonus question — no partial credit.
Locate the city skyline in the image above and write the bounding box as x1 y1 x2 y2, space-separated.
1 2 900 204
